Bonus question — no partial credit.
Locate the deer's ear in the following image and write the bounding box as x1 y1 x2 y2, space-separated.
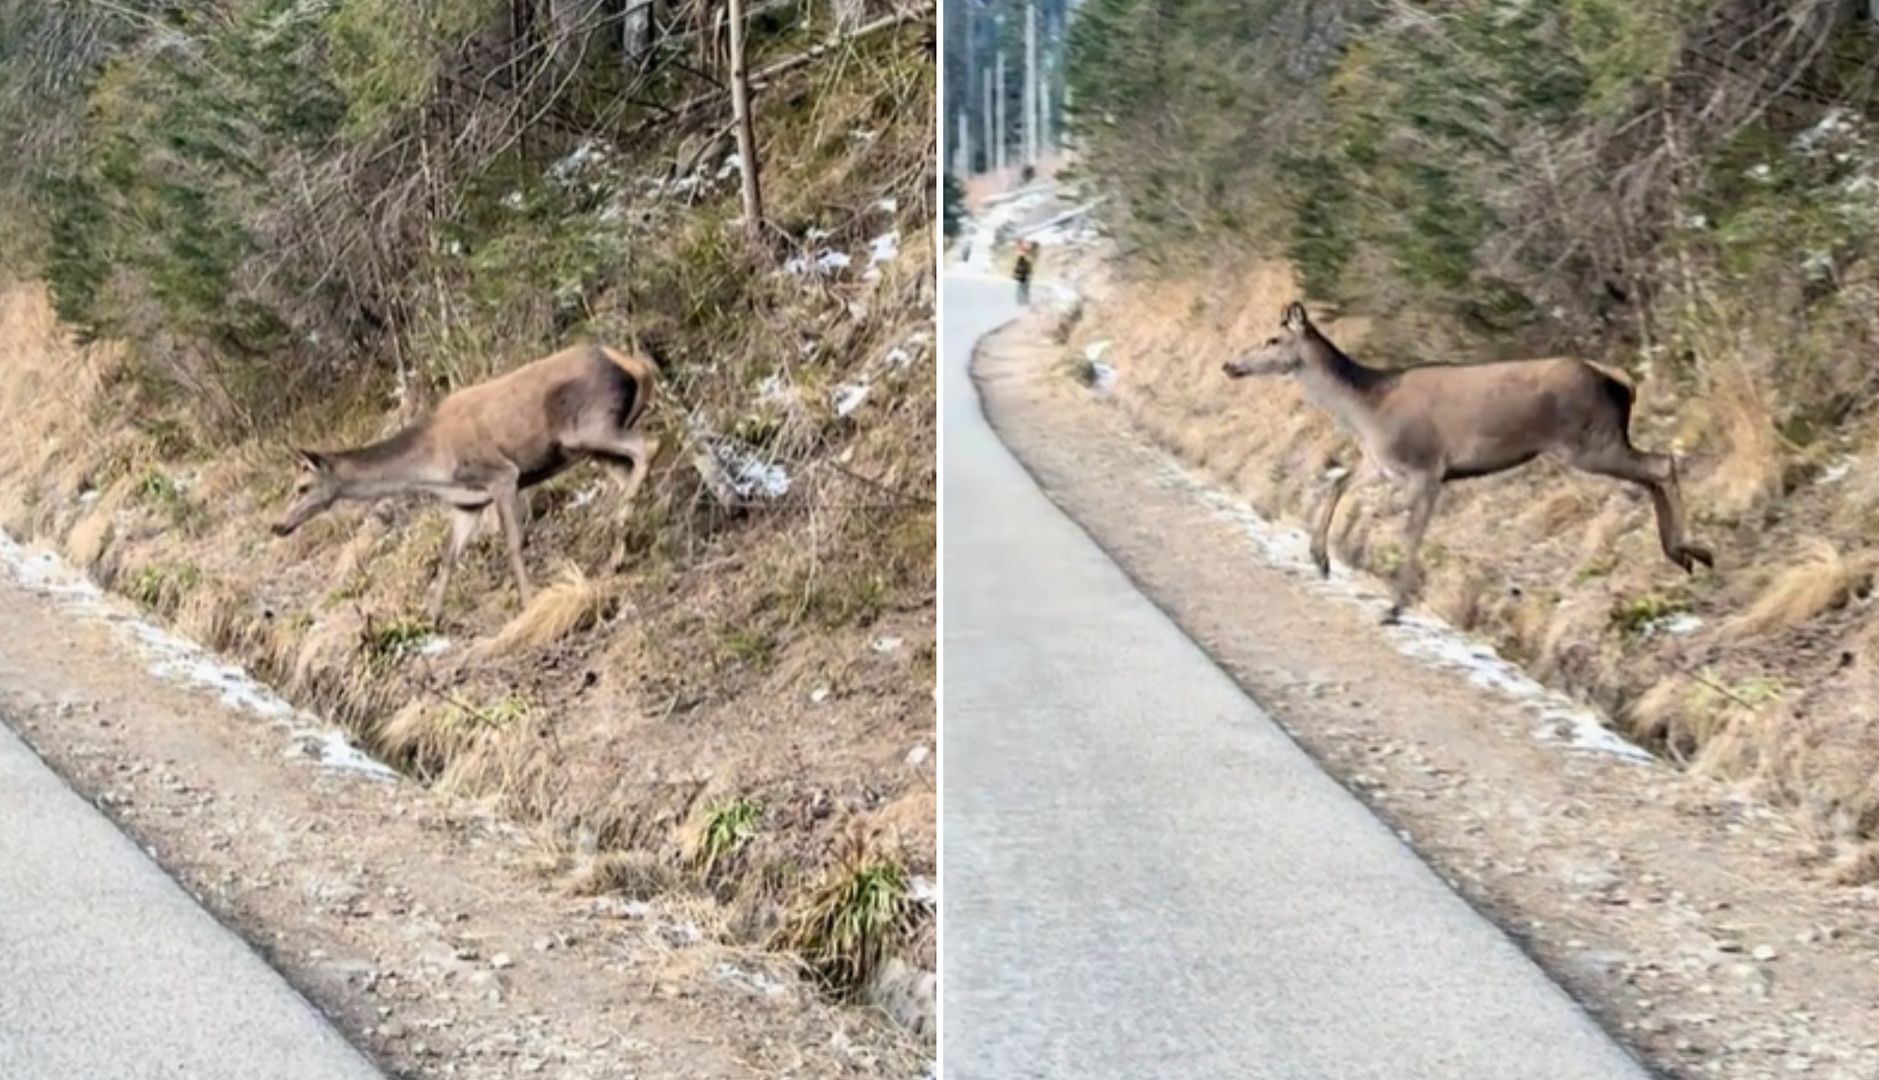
1281 302 1309 332
295 448 330 473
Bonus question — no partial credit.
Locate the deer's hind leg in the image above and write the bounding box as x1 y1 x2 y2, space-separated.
1385 472 1443 624
1565 441 1713 573
568 426 659 513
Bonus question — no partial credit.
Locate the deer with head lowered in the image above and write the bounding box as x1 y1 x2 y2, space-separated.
272 342 660 621
1223 302 1713 623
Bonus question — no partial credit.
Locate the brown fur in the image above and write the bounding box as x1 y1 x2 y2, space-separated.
273 342 661 619
1225 303 1713 621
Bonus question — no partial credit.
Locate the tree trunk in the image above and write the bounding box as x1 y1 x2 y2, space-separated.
621 0 655 66
1024 1 1037 165
995 49 1006 173
727 0 764 245
982 69 993 174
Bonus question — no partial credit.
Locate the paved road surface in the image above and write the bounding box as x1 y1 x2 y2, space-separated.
940 271 1651 1080
0 718 383 1080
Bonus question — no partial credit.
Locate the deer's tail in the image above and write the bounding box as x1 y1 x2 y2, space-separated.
599 345 659 429
1583 359 1637 425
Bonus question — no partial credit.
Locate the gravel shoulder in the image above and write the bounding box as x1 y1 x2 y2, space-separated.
973 311 1879 1080
0 555 921 1080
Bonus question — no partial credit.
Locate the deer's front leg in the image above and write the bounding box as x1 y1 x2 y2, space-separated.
428 506 483 623
1385 474 1443 625
491 476 534 609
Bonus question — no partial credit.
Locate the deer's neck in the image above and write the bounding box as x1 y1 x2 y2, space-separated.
1299 334 1393 436
331 423 446 499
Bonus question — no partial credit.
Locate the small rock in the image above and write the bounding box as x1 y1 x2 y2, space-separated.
1752 945 1778 962
490 952 514 970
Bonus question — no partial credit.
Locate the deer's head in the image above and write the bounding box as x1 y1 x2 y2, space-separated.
272 449 341 536
1223 302 1311 378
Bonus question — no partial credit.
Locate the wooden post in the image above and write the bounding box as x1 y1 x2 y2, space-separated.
727 0 763 246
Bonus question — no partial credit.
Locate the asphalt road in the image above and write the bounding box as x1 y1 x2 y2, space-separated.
0 718 384 1080
939 271 1651 1080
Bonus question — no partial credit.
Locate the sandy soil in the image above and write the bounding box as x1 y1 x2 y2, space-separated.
0 555 924 1079
973 313 1879 1080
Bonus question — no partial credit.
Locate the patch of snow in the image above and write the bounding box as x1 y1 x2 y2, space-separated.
869 230 900 264
784 250 851 277
905 743 929 765
501 189 525 210
834 381 871 417
715 152 743 180
810 686 830 704
883 347 913 369
568 485 600 510
805 226 832 242
1084 340 1111 363
877 197 898 213
549 139 610 187
1656 613 1704 637
729 457 791 500
907 875 936 906
1153 463 1656 765
1818 458 1854 485
871 635 904 654
0 530 400 780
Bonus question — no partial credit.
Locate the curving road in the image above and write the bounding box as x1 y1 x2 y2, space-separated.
0 720 383 1080
939 271 1651 1080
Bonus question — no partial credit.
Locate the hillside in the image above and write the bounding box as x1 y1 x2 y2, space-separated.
1057 0 1879 880
0 0 935 1041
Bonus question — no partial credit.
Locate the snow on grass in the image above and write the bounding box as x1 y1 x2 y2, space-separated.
0 530 399 780
1149 463 1656 764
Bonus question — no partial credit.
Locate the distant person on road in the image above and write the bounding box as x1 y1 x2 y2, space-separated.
1014 240 1037 307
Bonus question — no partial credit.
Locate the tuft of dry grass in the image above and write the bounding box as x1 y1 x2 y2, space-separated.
471 563 616 658
1724 539 1869 640
776 828 920 997
565 849 679 899
1702 367 1784 520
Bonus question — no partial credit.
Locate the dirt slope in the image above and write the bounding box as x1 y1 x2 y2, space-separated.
973 310 1879 1080
0 540 922 1078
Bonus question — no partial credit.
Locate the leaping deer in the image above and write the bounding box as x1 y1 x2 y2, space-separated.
1224 302 1713 623
272 343 660 621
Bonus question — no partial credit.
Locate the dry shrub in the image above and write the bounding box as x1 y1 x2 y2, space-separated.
65 475 133 570
1724 539 1869 640
1702 367 1784 521
776 827 921 997
471 563 616 658
1831 842 1879 886
565 849 678 899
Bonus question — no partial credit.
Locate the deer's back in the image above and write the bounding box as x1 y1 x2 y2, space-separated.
430 344 648 470
1379 357 1627 471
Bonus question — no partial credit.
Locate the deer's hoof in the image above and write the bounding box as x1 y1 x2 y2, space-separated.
1681 544 1715 572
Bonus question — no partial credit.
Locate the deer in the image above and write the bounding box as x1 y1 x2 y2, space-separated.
1223 302 1713 623
271 342 660 622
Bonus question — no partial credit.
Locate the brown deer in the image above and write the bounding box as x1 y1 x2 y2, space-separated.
1223 302 1713 623
272 343 660 621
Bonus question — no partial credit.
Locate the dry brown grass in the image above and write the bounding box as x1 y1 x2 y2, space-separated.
1070 251 1879 875
1724 539 1869 640
470 563 617 658
1701 366 1784 521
